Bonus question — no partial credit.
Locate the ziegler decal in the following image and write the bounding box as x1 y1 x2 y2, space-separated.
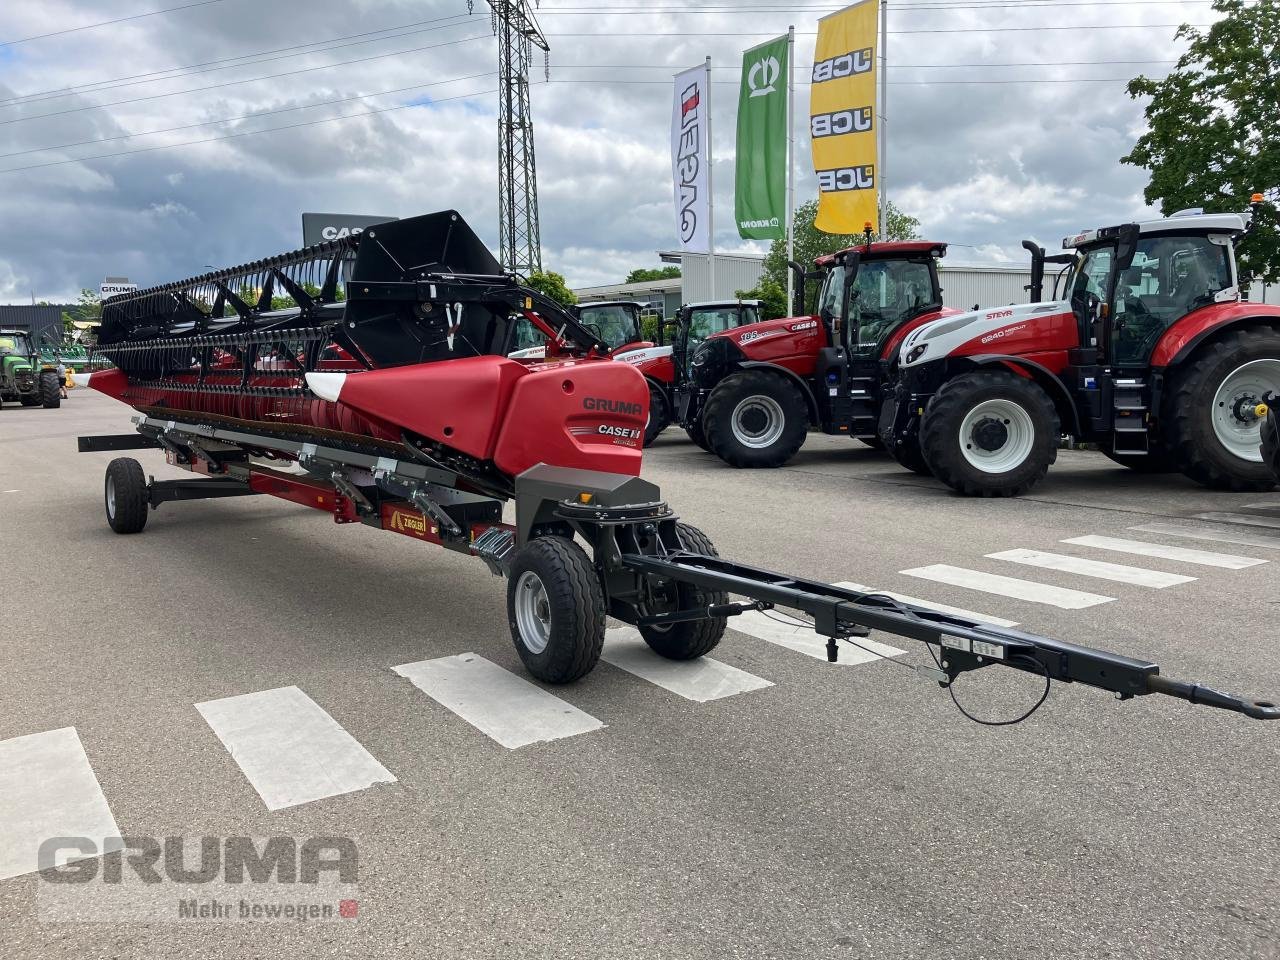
583 397 643 415
387 508 435 539
980 323 1026 345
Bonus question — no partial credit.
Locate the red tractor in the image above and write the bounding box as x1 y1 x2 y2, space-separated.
621 299 764 447
509 300 651 361
651 240 956 468
882 197 1280 496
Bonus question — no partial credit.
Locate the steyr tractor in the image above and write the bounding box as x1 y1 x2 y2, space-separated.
882 197 1280 496
658 240 956 468
509 300 650 361
0 329 61 409
620 299 763 447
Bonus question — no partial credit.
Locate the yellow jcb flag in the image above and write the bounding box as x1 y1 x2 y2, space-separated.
810 0 879 234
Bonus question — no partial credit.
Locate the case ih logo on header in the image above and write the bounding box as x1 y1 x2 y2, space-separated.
817 164 875 193
811 107 873 139
811 47 874 84
676 83 702 244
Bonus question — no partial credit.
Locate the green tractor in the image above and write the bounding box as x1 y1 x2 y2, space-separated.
0 329 61 409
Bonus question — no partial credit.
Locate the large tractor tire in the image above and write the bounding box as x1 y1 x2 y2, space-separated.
40 371 61 408
105 458 149 534
920 370 1059 497
1166 328 1280 491
643 381 670 448
1262 408 1280 482
685 417 711 451
506 536 606 684
888 436 933 476
637 522 728 660
703 369 808 468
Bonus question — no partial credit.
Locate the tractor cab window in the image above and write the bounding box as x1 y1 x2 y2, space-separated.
1111 234 1233 364
1068 244 1114 345
578 304 639 350
687 306 756 341
817 264 846 326
509 316 545 352
0 337 17 355
850 259 937 353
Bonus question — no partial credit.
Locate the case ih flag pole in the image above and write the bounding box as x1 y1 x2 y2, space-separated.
672 62 712 253
810 0 880 234
734 33 790 241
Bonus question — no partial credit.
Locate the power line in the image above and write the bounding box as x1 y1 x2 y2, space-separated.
0 14 478 108
542 76 1159 86
0 72 497 160
547 24 1209 36
563 58 1178 69
0 86 501 175
0 0 234 46
0 32 494 127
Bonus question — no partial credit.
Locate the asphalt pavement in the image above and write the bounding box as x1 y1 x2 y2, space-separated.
1 390 1278 959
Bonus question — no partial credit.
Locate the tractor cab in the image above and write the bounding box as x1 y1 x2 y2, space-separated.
666 299 763 381
576 300 648 353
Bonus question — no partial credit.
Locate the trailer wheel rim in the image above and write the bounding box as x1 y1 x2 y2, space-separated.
514 570 552 654
958 398 1035 474
732 395 786 449
1211 359 1280 463
106 475 117 519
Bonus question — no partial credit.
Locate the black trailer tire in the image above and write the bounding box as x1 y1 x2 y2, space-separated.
685 417 711 451
506 536 606 684
105 457 149 534
40 371 61 408
1166 328 1280 491
920 370 1059 497
637 522 728 660
889 436 933 476
703 369 808 468
1099 446 1176 473
644 382 670 447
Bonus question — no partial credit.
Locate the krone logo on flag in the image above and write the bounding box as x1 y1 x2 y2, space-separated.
734 34 790 241
747 56 780 98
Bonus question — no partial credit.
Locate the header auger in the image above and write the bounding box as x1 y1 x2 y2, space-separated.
77 210 1278 727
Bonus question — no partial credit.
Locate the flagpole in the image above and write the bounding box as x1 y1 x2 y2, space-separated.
704 55 716 300
785 25 796 314
878 0 888 235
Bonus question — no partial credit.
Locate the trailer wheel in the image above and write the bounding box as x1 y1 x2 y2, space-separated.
1167 328 1280 491
105 457 149 534
638 522 728 660
644 382 670 447
703 370 808 468
506 537 606 684
40 371 61 408
920 370 1059 497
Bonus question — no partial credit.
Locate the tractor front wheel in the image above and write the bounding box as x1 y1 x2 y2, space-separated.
1167 328 1280 491
920 370 1059 497
105 458 149 534
703 370 808 468
506 536 606 683
40 371 61 408
637 522 727 660
644 382 670 447
685 416 710 451
889 436 932 476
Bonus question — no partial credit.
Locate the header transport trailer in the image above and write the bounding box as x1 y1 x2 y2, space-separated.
75 211 1276 724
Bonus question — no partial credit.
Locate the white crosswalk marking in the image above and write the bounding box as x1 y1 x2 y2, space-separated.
393 654 604 749
1062 535 1265 570
1192 511 1280 530
987 548 1195 588
900 564 1114 609
834 582 1020 628
601 627 773 702
0 727 122 881
196 686 396 811
1130 521 1280 551
728 608 906 664
1243 502 1280 511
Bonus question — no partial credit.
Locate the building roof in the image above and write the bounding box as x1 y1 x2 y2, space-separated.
575 277 682 301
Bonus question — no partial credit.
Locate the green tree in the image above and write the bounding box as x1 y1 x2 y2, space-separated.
733 278 788 321
1122 0 1280 281
761 199 922 311
62 288 103 333
525 270 578 307
624 266 682 284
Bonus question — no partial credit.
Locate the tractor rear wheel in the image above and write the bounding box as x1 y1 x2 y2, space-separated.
644 382 670 447
637 522 727 660
105 457 149 534
920 370 1059 497
40 371 60 408
506 536 606 683
703 370 808 468
1167 328 1280 491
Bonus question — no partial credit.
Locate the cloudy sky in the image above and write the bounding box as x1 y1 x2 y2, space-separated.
0 0 1218 302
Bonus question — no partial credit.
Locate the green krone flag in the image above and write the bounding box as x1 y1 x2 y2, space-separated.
735 34 789 241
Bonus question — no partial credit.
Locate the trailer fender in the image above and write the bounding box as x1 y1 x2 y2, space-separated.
514 463 664 548
955 354 1080 437
735 361 819 425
